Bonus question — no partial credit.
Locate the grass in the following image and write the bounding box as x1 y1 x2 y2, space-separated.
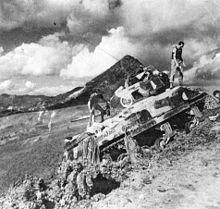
0 105 88 194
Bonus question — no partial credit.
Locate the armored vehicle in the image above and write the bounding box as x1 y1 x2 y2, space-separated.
65 67 218 162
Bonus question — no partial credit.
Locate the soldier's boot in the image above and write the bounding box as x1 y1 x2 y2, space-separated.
179 72 183 86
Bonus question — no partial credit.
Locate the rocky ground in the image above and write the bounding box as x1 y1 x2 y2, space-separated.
0 106 220 209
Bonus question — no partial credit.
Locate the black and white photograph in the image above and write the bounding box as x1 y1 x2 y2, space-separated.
0 0 220 208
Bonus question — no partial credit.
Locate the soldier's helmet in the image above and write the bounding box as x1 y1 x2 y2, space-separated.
144 65 156 73
152 69 160 76
213 90 220 99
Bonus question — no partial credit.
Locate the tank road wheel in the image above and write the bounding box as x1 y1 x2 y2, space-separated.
120 95 133 108
155 138 165 150
185 116 199 133
117 153 128 162
101 154 112 165
156 122 174 149
190 106 203 118
204 95 219 110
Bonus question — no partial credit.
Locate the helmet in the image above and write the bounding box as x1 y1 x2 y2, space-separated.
153 70 160 76
213 90 220 98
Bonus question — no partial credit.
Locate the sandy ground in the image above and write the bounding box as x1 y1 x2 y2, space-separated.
90 123 220 209
91 145 220 209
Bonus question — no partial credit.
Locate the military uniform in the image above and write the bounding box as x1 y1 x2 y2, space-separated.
88 93 106 127
170 45 184 87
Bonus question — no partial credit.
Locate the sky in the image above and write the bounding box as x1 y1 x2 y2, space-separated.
0 0 220 96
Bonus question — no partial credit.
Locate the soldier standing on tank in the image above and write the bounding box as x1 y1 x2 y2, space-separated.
170 41 186 88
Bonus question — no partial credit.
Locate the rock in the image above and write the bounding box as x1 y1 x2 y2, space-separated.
91 193 106 202
201 159 208 167
157 186 167 192
142 176 152 184
139 194 145 200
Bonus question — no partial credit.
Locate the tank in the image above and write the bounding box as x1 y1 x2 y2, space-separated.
64 67 219 163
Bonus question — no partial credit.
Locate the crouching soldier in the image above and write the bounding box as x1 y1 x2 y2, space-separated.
88 92 108 127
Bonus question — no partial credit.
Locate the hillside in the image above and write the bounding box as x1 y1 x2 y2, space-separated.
0 87 83 117
1 106 220 208
0 55 143 117
0 105 89 194
83 55 143 98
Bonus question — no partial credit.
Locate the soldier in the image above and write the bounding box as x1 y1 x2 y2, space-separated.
48 110 56 133
37 101 48 124
125 73 139 88
213 90 220 103
82 133 100 165
170 41 186 88
158 71 170 89
88 92 107 127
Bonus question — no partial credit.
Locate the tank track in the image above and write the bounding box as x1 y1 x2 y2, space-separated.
101 95 216 158
101 137 125 155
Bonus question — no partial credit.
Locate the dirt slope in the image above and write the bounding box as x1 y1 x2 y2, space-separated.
92 140 220 209
87 116 220 209
1 106 220 208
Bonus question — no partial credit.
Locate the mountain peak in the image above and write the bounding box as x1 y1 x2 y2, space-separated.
0 55 144 117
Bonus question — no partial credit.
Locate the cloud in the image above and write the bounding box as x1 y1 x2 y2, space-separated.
64 0 220 73
60 27 138 78
2 1 220 59
30 85 73 96
114 0 220 68
0 80 14 91
0 47 3 56
0 0 76 31
2 0 220 47
0 33 72 79
25 81 36 90
13 81 72 96
185 48 220 84
0 0 120 41
119 0 220 40
1 0 220 95
67 0 118 36
16 80 36 94
0 0 120 51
